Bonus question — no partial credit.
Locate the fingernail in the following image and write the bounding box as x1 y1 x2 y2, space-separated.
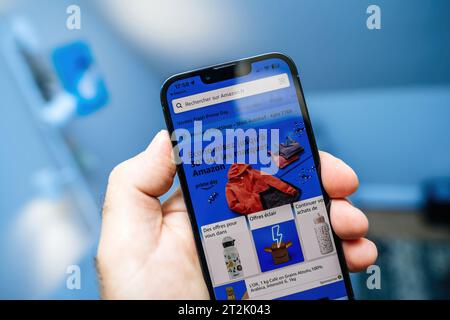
146 130 165 150
159 129 170 137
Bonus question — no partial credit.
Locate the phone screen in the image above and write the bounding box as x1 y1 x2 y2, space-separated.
162 55 352 300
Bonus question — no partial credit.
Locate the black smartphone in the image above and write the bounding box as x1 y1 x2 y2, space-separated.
161 53 353 300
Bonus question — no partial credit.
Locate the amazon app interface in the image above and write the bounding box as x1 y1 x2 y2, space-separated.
166 58 348 300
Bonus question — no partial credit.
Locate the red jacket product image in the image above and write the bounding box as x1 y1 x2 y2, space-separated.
225 164 300 215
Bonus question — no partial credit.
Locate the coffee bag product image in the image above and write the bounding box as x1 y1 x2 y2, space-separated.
264 240 293 264
226 287 236 300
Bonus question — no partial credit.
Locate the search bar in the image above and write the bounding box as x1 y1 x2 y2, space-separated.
172 73 290 113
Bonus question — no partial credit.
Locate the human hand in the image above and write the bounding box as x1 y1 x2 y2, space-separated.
97 130 377 299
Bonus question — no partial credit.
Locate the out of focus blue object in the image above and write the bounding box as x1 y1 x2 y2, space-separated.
52 41 108 116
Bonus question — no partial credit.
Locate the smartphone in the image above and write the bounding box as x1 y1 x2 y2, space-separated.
161 53 353 300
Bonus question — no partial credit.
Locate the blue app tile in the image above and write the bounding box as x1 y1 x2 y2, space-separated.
252 219 304 272
52 41 108 115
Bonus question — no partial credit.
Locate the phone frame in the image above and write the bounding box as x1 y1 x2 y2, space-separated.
160 52 355 300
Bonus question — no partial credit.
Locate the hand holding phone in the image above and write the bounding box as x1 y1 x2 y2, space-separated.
96 54 377 300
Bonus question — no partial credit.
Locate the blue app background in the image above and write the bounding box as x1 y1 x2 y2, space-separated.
252 219 304 272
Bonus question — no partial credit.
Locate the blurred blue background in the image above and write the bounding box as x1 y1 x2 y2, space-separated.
0 0 449 299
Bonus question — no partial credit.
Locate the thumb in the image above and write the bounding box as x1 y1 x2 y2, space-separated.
109 130 176 198
98 130 176 269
